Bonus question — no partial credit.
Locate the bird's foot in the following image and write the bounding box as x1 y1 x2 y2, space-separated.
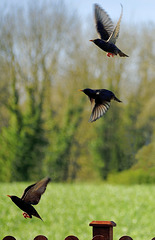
23 212 30 219
107 52 114 57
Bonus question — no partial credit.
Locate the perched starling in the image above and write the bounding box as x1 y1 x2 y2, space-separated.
90 4 128 57
7 177 51 220
80 88 121 122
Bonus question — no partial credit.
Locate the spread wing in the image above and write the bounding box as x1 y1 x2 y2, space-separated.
88 97 95 110
108 4 123 44
94 4 114 41
89 101 110 122
21 177 51 205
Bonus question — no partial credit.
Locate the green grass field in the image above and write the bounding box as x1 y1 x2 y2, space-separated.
0 183 155 240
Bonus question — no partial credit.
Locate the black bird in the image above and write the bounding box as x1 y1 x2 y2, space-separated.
7 177 51 220
80 88 122 122
90 4 128 57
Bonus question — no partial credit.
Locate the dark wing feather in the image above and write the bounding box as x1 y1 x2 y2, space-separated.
21 183 36 200
89 101 110 122
21 177 51 205
88 97 95 110
94 4 114 41
108 4 123 44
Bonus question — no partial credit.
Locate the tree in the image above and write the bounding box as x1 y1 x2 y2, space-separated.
0 0 78 181
0 0 155 183
44 95 85 181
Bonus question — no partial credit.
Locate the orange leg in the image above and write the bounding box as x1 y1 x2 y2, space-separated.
107 52 114 57
23 212 30 219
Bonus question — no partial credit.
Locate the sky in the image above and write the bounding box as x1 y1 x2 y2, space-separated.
65 0 155 24
1 0 155 25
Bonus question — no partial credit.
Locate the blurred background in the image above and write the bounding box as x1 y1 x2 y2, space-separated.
0 0 155 184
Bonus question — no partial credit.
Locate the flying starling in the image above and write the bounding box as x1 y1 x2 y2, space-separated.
7 177 51 220
90 4 128 57
80 88 122 122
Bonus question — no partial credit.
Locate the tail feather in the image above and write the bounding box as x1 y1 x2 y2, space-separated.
114 96 122 102
118 50 129 57
31 206 43 221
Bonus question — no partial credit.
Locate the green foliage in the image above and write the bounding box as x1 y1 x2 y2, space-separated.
108 168 155 184
91 108 125 179
1 182 155 240
107 135 155 185
0 91 47 181
135 140 155 169
44 96 84 182
0 1 155 182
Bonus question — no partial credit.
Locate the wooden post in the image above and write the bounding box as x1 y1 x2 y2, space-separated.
64 236 79 240
119 236 133 240
33 236 48 240
89 221 116 240
2 237 16 240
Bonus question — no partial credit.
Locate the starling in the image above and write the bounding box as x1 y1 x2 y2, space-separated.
80 88 121 122
90 4 128 57
7 177 51 220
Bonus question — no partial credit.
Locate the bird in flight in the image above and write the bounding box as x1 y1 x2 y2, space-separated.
7 177 51 220
80 88 122 122
90 4 128 57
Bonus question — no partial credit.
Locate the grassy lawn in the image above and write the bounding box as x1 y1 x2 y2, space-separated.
0 182 155 240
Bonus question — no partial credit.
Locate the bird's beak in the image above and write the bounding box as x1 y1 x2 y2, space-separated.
89 40 93 42
79 89 83 92
7 195 11 198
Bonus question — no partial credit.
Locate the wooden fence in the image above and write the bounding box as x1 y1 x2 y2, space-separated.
2 220 155 240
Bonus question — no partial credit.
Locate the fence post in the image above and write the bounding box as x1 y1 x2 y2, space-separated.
89 221 116 240
2 237 16 240
64 236 79 240
33 235 48 240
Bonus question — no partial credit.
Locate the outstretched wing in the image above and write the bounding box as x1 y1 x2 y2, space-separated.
88 97 95 110
108 4 123 44
94 4 114 41
89 101 110 122
21 177 51 205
